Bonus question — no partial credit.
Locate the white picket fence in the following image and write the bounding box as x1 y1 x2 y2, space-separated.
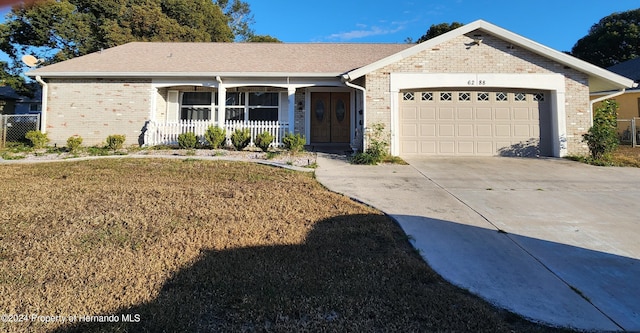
144 120 288 147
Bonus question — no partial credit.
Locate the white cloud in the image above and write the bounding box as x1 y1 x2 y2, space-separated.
325 22 406 41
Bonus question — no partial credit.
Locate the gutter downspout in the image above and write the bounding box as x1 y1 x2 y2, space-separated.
589 88 625 127
342 74 366 152
35 75 48 133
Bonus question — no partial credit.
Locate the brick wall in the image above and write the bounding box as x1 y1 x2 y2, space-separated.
46 79 152 146
364 30 591 154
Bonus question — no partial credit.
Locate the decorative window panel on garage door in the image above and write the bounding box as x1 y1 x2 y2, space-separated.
399 90 552 157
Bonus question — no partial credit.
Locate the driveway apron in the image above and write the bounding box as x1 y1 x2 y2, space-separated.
314 154 640 332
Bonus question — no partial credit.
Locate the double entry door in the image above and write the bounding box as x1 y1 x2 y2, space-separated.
310 92 351 143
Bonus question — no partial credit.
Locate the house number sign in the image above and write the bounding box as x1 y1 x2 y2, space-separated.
467 80 486 86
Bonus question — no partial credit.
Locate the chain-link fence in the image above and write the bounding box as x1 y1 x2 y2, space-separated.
1 114 41 148
617 118 639 147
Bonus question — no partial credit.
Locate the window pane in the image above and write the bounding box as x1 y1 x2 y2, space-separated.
249 107 278 121
226 108 245 121
249 92 278 106
181 107 211 120
183 92 211 105
226 92 245 106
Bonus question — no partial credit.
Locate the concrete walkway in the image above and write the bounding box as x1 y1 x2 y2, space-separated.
314 154 640 332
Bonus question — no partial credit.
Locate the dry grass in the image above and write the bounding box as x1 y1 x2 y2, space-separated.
611 145 640 167
0 159 566 332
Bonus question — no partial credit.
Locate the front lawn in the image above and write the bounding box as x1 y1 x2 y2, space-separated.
0 159 564 332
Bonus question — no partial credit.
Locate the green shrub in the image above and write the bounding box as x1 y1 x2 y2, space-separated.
231 128 251 151
283 132 306 153
204 125 226 149
583 99 618 161
351 123 388 165
25 130 49 149
254 131 273 152
177 132 197 149
106 134 126 151
66 135 83 153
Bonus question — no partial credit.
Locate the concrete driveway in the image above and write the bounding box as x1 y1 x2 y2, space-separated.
314 155 640 332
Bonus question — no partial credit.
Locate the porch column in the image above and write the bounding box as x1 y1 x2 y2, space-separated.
288 87 295 134
217 85 226 127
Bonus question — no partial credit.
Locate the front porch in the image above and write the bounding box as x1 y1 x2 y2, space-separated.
148 82 364 150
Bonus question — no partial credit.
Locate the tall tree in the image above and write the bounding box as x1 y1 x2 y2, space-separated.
0 0 235 67
571 8 640 68
214 0 254 41
415 22 464 44
246 35 281 43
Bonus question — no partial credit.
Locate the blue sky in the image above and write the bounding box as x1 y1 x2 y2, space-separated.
0 0 638 56
250 0 639 51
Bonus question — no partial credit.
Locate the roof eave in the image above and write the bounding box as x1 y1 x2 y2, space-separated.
26 71 345 79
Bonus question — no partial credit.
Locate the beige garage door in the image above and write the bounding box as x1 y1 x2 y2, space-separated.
399 90 552 156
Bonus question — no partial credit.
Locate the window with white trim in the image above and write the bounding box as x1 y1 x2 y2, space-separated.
477 92 489 101
249 92 279 121
181 92 215 121
440 92 452 101
421 92 433 101
225 92 280 122
403 92 415 101
514 92 526 102
459 92 471 101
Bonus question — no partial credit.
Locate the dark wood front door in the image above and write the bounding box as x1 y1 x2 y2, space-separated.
310 92 350 143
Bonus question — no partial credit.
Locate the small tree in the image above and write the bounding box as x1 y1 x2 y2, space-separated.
283 132 306 154
25 130 49 149
230 128 250 151
177 132 197 149
254 131 273 152
204 125 226 149
106 134 126 151
66 135 83 153
583 99 619 160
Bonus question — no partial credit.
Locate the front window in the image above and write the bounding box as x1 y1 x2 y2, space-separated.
181 92 214 121
225 92 280 122
225 92 245 120
248 92 278 121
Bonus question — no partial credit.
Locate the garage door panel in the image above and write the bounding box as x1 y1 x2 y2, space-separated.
421 124 436 137
439 124 455 136
439 141 455 154
457 107 473 120
399 90 549 156
476 124 492 137
513 107 531 120
420 142 436 154
402 107 418 120
420 107 436 120
477 142 494 154
495 124 512 137
401 141 418 154
401 123 418 137
439 108 454 120
513 124 532 137
458 141 475 154
495 108 511 120
457 124 474 137
476 107 492 120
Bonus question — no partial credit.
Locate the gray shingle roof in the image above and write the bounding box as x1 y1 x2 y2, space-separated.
607 57 640 82
27 42 412 77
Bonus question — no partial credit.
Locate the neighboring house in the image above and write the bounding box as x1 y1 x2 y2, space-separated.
26 20 634 157
0 86 42 115
0 86 20 115
596 57 640 119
